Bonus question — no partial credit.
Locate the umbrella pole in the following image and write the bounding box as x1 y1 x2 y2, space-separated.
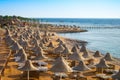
60 72 62 80
28 71 29 80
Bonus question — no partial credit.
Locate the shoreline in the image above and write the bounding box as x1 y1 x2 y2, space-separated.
40 29 87 33
0 27 120 80
59 34 120 66
58 35 120 63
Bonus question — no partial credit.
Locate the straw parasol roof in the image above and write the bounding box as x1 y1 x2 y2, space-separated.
41 38 47 44
93 51 102 57
80 45 87 52
54 56 68 64
47 42 54 48
56 38 61 42
34 39 39 46
14 48 25 57
32 44 40 52
44 37 49 43
18 60 38 71
36 30 41 35
71 45 79 52
39 42 44 48
19 35 23 39
62 46 71 55
82 50 91 58
68 52 84 61
35 34 41 40
50 57 72 72
5 28 10 35
16 51 27 63
10 42 22 51
96 59 109 68
34 46 43 54
13 32 19 37
76 44 80 49
23 33 30 40
103 53 114 61
58 39 64 45
7 37 15 46
112 69 120 80
31 38 37 45
18 37 24 45
44 31 48 37
73 60 91 71
22 41 29 49
5 35 12 42
33 50 47 60
54 44 64 54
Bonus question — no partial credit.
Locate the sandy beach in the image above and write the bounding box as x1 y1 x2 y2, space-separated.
1 0 120 79
0 26 120 80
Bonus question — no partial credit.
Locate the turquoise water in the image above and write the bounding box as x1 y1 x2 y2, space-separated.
59 29 120 58
40 18 120 58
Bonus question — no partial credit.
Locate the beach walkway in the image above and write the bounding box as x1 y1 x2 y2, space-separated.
0 29 11 77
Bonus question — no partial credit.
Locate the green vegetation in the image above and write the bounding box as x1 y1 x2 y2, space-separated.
0 15 40 27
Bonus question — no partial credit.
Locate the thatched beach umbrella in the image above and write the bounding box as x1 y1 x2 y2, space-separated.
31 38 38 45
6 37 15 46
39 42 44 48
5 35 12 41
50 56 72 79
69 52 84 67
33 50 47 60
93 51 102 57
82 50 91 58
34 39 39 46
56 38 61 42
33 46 43 55
44 31 48 37
44 37 49 43
73 60 91 71
32 44 40 52
35 34 41 40
112 69 120 80
57 39 64 45
18 38 29 49
47 42 54 48
54 44 64 54
76 44 80 49
5 27 10 35
13 32 19 38
71 45 79 52
18 37 25 45
19 35 23 39
103 53 114 61
68 52 84 61
16 49 27 63
14 48 25 57
22 41 29 50
54 56 68 65
10 42 22 51
96 59 109 73
41 38 47 44
62 46 71 56
18 60 39 80
36 30 41 36
80 45 87 52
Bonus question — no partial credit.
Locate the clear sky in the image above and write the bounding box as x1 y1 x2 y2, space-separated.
0 0 120 18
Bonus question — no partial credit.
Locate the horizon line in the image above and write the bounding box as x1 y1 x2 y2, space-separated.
1 15 120 19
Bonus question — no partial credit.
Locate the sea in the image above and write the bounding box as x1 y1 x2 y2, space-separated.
39 18 120 58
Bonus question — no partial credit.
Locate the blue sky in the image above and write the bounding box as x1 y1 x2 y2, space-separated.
0 0 120 18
